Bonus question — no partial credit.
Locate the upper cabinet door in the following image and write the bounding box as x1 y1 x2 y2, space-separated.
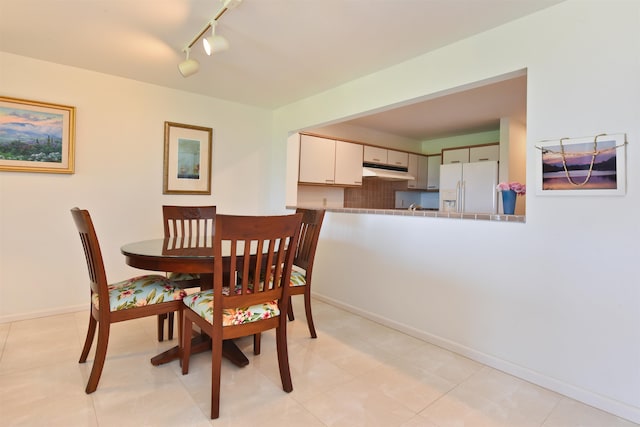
299 135 335 184
427 154 441 189
334 140 363 186
407 154 429 189
363 146 387 164
407 154 418 189
416 155 429 189
469 144 500 162
442 147 470 164
387 150 408 167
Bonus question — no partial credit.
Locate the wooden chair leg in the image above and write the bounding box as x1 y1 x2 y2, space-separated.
157 314 166 342
287 296 295 321
85 321 110 394
275 324 293 393
79 314 97 363
253 333 261 355
177 307 183 356
181 313 192 375
210 336 223 419
304 289 317 338
167 312 174 340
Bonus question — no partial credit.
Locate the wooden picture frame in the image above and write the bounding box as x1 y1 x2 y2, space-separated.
0 96 75 174
535 133 626 196
163 121 213 195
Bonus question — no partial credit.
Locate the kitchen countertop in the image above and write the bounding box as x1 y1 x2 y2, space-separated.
289 206 525 223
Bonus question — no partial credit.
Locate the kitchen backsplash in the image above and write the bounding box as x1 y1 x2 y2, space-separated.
344 178 409 209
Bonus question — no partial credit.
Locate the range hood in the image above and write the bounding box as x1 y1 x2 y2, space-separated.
362 162 415 181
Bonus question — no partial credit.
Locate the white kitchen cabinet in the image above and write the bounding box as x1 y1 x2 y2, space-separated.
299 135 335 184
298 134 362 186
334 140 363 185
426 154 441 190
387 150 409 167
407 154 429 190
442 147 470 164
364 146 408 168
469 144 500 162
363 146 387 164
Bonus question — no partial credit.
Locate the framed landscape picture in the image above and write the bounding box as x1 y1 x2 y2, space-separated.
0 96 76 174
163 121 213 194
535 133 626 196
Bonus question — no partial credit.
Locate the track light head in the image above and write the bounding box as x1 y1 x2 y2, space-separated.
203 22 230 56
178 48 199 77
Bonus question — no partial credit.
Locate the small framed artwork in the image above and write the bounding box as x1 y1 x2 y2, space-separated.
535 133 626 196
0 96 75 174
163 121 213 194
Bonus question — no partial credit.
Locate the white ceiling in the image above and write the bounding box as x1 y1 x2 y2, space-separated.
0 0 561 139
339 73 528 140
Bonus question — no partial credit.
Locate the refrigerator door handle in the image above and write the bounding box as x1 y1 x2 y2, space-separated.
461 180 465 212
456 181 461 213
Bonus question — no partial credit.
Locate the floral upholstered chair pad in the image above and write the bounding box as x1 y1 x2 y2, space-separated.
183 289 279 326
92 275 186 311
289 269 306 287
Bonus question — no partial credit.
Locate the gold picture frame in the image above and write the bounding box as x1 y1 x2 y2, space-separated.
0 96 75 174
163 121 213 195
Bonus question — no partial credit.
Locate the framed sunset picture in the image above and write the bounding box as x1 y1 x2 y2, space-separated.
536 133 626 196
0 96 76 174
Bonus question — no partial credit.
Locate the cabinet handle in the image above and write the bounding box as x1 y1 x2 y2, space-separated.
478 158 489 161
450 160 460 164
354 181 362 184
325 179 334 183
372 158 381 162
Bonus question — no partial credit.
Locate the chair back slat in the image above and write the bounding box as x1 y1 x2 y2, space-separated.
70 208 109 309
163 205 216 241
293 209 325 271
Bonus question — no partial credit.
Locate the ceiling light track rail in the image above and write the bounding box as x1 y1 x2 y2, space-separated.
185 5 232 50
178 0 242 77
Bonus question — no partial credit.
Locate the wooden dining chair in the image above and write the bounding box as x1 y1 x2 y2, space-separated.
71 207 185 393
180 213 303 419
158 205 216 342
287 208 325 338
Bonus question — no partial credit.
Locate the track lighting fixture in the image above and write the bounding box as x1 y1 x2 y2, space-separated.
178 48 199 77
203 21 230 56
178 0 242 77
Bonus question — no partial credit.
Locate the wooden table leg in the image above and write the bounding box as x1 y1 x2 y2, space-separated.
222 340 249 367
150 274 249 367
151 333 210 366
150 337 248 367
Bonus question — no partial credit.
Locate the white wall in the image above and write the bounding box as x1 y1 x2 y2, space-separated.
275 0 640 423
0 53 281 321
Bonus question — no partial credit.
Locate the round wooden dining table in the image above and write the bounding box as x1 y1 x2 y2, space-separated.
121 237 249 367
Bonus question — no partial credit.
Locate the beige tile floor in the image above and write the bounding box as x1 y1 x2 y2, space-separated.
0 297 637 427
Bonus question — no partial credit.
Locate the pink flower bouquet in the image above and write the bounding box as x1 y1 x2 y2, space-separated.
496 182 526 195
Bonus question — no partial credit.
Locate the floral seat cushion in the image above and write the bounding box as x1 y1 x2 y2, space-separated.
183 289 279 326
289 269 306 287
92 275 186 312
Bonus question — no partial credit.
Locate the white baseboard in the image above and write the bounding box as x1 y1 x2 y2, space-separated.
0 304 87 324
312 293 640 425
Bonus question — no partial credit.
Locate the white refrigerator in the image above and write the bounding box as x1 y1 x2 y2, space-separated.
439 161 498 214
